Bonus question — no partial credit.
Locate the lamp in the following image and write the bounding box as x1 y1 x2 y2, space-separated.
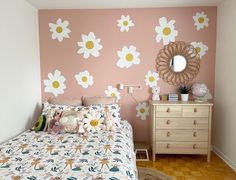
117 83 142 93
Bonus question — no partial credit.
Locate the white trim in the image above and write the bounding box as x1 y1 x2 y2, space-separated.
212 146 236 171
26 0 223 9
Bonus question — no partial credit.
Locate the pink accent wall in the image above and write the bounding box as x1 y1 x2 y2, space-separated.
39 7 216 142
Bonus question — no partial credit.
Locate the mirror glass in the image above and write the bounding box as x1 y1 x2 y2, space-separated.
169 55 187 72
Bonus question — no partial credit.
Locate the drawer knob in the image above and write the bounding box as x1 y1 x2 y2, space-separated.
166 144 170 148
166 108 170 112
193 120 197 125
194 108 197 112
166 132 170 137
193 132 197 137
193 144 197 149
166 120 170 124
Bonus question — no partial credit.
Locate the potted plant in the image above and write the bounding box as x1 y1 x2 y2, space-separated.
178 85 192 102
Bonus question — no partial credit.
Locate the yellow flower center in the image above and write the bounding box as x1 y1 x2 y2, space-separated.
195 47 201 54
111 93 116 97
82 76 88 82
52 81 60 88
140 108 145 113
56 26 63 33
125 53 134 62
123 21 128 26
86 41 94 49
149 76 155 82
163 27 171 36
198 17 205 24
90 119 98 127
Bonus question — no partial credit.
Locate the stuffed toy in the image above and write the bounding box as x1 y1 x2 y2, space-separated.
48 110 64 134
104 112 116 131
60 111 81 133
151 86 160 101
76 120 86 135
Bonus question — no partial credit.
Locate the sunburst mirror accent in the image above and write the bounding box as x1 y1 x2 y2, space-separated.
156 41 200 85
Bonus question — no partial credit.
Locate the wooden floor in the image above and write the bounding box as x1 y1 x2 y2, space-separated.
136 152 236 179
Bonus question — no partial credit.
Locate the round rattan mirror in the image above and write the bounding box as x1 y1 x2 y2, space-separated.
156 41 200 85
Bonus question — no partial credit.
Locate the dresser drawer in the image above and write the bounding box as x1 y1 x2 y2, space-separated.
155 106 182 117
182 106 209 117
156 142 208 154
155 118 208 129
156 130 208 141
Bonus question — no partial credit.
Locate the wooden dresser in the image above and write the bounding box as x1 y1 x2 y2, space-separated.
149 101 213 162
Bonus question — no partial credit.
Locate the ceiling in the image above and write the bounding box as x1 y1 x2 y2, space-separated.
26 0 223 9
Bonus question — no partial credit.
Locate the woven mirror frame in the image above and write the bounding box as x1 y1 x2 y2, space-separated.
156 41 200 86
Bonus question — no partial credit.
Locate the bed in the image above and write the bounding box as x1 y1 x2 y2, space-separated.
0 120 137 180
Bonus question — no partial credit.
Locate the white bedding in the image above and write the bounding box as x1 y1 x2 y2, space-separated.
0 120 137 180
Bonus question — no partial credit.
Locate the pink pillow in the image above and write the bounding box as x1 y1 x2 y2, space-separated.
82 96 116 106
48 97 82 106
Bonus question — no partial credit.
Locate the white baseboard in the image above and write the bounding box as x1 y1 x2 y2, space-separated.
212 146 236 171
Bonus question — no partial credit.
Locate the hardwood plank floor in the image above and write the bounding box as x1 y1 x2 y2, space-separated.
136 152 236 179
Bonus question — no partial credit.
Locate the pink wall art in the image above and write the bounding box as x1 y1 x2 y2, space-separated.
39 7 217 141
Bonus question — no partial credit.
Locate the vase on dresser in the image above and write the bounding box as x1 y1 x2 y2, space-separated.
149 100 213 162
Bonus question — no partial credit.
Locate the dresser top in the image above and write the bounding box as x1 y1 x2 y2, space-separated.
149 100 213 106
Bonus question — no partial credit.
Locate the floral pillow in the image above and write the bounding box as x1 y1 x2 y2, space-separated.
42 101 83 115
83 112 104 132
87 104 121 122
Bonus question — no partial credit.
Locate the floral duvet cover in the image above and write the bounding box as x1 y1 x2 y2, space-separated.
0 120 137 180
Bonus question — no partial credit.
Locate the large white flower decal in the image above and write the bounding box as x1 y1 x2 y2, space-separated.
44 70 66 96
136 102 149 120
117 15 134 32
77 32 103 59
116 45 140 68
191 41 208 59
49 18 71 42
145 71 159 87
83 113 104 132
75 70 94 88
155 17 178 45
104 86 121 101
193 12 209 31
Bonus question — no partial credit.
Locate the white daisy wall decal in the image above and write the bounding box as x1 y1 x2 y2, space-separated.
116 45 140 68
145 71 159 87
136 102 149 120
49 18 71 42
117 15 134 32
83 113 104 132
191 41 208 59
44 70 66 96
77 32 103 59
75 70 94 88
104 86 121 101
155 17 178 45
193 12 209 31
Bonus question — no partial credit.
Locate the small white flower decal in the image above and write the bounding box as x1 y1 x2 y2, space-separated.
117 15 134 32
136 102 149 120
75 70 94 88
155 17 178 45
116 45 140 68
104 86 121 101
83 113 104 132
193 12 209 31
145 71 159 87
49 18 71 42
191 41 208 59
44 70 66 96
77 32 103 59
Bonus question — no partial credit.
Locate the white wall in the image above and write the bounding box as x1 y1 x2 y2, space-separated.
214 0 236 170
0 0 41 143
